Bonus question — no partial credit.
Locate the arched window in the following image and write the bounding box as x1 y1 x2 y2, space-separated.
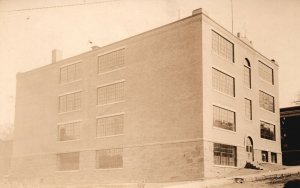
244 58 251 88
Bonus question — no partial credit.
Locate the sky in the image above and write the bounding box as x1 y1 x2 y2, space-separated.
0 0 299 128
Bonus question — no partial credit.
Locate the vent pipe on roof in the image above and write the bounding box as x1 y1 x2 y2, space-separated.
52 49 63 63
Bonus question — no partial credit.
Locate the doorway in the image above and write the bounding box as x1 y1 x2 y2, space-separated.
246 137 254 162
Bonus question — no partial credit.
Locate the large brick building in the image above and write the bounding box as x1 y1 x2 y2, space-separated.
12 8 281 185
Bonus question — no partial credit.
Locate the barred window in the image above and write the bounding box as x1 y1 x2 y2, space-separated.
60 62 81 84
58 122 80 141
213 106 235 131
212 68 235 97
259 91 274 112
98 49 125 73
214 143 237 166
271 152 277 163
260 121 276 141
244 66 251 88
59 91 81 113
212 30 234 62
259 61 273 84
96 148 123 169
57 152 79 171
97 82 124 105
97 114 124 137
245 98 252 120
262 151 268 162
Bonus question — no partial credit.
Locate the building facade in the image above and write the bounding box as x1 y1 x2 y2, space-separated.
12 9 281 185
280 106 300 165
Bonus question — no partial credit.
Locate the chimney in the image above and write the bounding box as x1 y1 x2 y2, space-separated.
192 8 202 16
52 49 63 63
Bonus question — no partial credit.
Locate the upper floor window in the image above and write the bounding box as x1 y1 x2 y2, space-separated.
96 148 123 169
60 62 81 84
98 48 125 73
212 30 234 62
96 114 124 137
259 91 275 112
244 58 251 88
57 152 79 171
260 121 276 141
59 91 81 113
58 121 80 141
212 68 235 97
245 98 252 120
214 143 237 166
259 61 274 84
97 81 124 105
213 105 235 131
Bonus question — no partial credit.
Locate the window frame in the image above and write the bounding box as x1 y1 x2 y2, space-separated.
95 148 123 169
96 113 124 138
260 120 276 141
244 98 252 120
96 80 125 106
57 121 81 141
261 151 269 162
213 143 237 167
98 48 125 74
259 90 275 113
213 105 236 132
212 68 235 97
258 60 274 85
58 91 82 113
57 152 80 171
212 30 235 62
59 61 82 84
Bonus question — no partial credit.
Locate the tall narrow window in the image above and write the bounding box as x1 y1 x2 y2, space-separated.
214 143 237 166
59 91 81 113
259 61 274 84
96 148 123 169
261 151 268 162
212 68 235 97
244 58 251 88
60 62 82 84
212 31 234 62
259 91 275 112
213 106 235 131
96 114 124 137
271 152 277 163
260 121 276 141
58 122 80 141
97 81 124 105
245 98 252 120
98 49 125 73
57 152 79 171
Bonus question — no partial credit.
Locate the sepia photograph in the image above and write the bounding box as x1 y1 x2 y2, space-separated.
0 0 300 187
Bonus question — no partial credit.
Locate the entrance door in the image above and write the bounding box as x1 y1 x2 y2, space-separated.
246 137 254 162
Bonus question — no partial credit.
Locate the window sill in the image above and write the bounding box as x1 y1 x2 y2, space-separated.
96 100 125 107
95 167 123 171
212 89 235 99
96 134 124 139
214 164 238 169
213 126 236 134
97 67 125 76
55 169 80 172
58 109 81 115
57 139 80 143
60 79 82 86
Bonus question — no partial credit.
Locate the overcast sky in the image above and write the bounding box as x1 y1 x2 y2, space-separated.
0 0 299 126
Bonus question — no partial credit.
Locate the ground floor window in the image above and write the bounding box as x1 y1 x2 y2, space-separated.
262 151 269 162
96 148 123 169
213 143 237 166
271 152 277 163
57 152 79 171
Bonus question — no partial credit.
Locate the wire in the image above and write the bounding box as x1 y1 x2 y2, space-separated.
0 0 120 13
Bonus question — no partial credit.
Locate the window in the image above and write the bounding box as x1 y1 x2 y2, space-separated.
260 121 276 141
213 106 235 131
271 152 277 163
58 122 80 141
213 143 237 166
96 148 123 169
245 98 252 120
97 114 124 137
60 62 81 84
261 151 268 162
259 91 274 112
212 31 234 62
59 91 81 113
98 49 125 73
57 152 79 171
212 68 235 97
97 81 124 105
244 58 251 88
259 61 273 84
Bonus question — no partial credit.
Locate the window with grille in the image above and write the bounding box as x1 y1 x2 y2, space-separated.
213 106 235 131
259 91 274 112
261 151 268 162
97 81 124 105
271 152 277 163
59 91 81 113
96 148 123 169
96 114 124 137
245 98 252 120
259 61 273 84
260 121 276 141
212 68 235 97
58 122 80 141
213 143 237 166
212 30 234 62
57 152 79 171
98 49 125 73
60 62 81 84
